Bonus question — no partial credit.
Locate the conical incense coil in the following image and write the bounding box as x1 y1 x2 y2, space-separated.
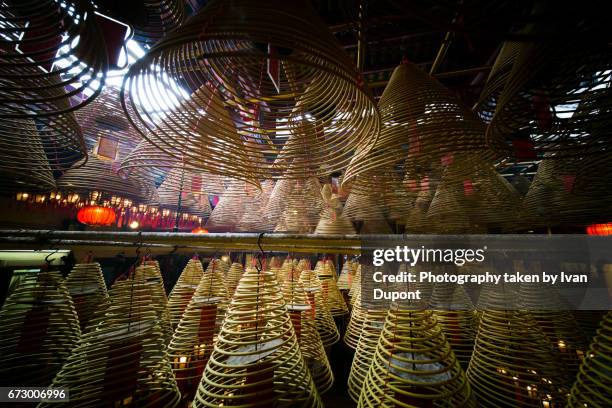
65 262 109 332
207 179 263 231
0 272 80 387
265 178 324 231
168 258 205 328
0 1 106 117
237 180 275 232
0 117 56 192
467 309 569 407
282 275 334 394
299 269 340 348
344 189 388 221
129 265 173 343
41 281 181 407
349 264 362 300
345 61 490 186
122 0 379 181
192 269 322 407
429 283 477 369
347 309 387 403
475 6 610 159
358 306 476 407
315 208 356 235
343 287 366 349
157 168 213 217
169 262 229 401
226 262 245 297
566 311 612 407
58 155 157 203
337 261 356 291
315 261 349 317
403 175 438 233
518 274 588 384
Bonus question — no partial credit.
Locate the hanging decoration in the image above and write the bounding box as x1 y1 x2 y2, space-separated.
77 205 117 226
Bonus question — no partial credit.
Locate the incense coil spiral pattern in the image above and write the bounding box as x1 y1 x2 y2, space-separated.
168 259 229 402
65 262 109 332
343 287 366 349
566 311 612 407
475 6 610 159
299 269 339 347
358 307 476 407
315 260 349 317
467 308 569 407
237 180 275 232
0 271 80 387
347 309 387 403
268 178 324 233
192 269 322 408
345 61 491 186
0 1 107 117
121 0 379 181
282 275 334 394
225 262 245 297
116 0 185 46
41 280 180 408
337 261 356 291
168 258 204 328
157 168 213 217
206 179 265 231
429 284 477 369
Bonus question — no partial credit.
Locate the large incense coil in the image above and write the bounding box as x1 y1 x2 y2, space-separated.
65 262 109 332
337 261 356 291
130 264 173 343
358 306 476 407
349 264 361 300
0 117 56 192
403 172 439 233
0 271 81 387
225 262 245 297
41 280 181 408
347 309 387 403
315 260 349 317
237 180 275 232
315 184 356 235
466 308 569 407
566 311 612 407
269 178 324 233
168 262 229 401
475 5 610 159
122 0 379 181
345 61 490 186
282 275 334 394
518 276 588 384
0 1 106 118
192 268 322 407
427 154 522 233
299 269 340 348
207 179 265 231
429 283 477 369
58 155 158 203
344 189 388 221
343 286 366 349
168 258 205 328
157 168 213 217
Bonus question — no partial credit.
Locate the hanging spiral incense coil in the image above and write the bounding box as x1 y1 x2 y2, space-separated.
467 307 569 407
58 155 158 203
0 271 81 388
269 178 324 233
349 264 361 300
168 258 204 328
337 260 356 291
41 280 181 408
225 262 245 297
121 0 379 181
299 269 340 348
192 268 322 407
237 180 275 232
347 308 387 403
427 154 521 233
315 261 349 317
566 311 612 407
358 306 476 407
345 61 490 187
157 168 213 217
0 1 106 118
475 4 610 159
343 286 366 349
518 274 588 384
429 283 477 370
281 275 334 394
65 262 109 332
168 260 229 402
344 189 389 221
206 179 265 231
0 117 56 192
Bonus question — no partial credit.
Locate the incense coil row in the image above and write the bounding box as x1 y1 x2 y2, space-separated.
0 271 81 387
65 262 109 332
122 0 379 181
168 258 204 328
359 307 476 407
168 260 229 402
41 280 180 407
193 269 322 407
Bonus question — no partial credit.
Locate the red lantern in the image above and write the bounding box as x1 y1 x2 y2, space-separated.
192 227 209 234
586 223 612 236
77 206 117 226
